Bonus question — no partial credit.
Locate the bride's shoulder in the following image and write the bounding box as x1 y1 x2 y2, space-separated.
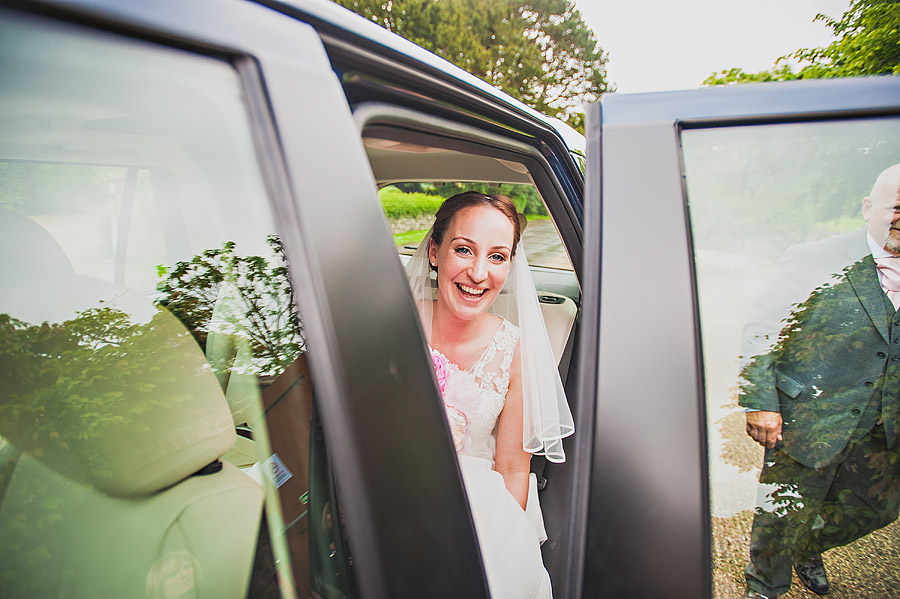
488 315 520 358
492 314 520 338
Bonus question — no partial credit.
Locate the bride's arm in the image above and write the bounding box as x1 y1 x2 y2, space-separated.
494 343 530 510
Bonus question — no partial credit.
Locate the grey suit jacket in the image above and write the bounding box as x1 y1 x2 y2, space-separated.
740 229 899 469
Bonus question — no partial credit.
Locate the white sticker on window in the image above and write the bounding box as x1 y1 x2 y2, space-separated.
263 453 293 488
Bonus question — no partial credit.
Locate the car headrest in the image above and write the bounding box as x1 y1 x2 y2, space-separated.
0 306 237 497
0 211 112 323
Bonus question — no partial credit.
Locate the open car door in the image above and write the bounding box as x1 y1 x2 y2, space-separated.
577 76 900 598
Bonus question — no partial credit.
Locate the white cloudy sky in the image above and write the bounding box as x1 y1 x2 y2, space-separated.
574 0 852 93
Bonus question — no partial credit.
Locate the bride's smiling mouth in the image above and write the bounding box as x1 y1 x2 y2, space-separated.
456 283 486 299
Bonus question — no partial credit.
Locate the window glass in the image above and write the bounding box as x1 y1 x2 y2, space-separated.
382 182 573 271
0 14 350 599
682 118 900 598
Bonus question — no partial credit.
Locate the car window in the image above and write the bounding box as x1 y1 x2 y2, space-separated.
681 117 900 597
384 182 574 272
0 13 350 599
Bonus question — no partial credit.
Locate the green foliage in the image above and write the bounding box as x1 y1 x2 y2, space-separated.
0 162 125 213
156 235 305 377
331 0 611 130
379 188 446 219
0 308 198 484
0 236 303 464
703 64 800 86
381 183 547 218
736 258 900 559
0 235 306 586
705 0 900 85
393 229 430 246
681 119 900 255
793 0 900 78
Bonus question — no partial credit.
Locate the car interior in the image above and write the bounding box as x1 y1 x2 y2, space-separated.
360 125 582 377
358 123 583 586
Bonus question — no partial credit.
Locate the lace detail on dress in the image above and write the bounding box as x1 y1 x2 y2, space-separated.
470 319 519 398
431 318 520 462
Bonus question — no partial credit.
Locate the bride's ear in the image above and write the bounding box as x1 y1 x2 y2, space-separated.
428 238 438 269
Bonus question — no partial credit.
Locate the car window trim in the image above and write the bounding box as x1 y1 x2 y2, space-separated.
354 102 584 277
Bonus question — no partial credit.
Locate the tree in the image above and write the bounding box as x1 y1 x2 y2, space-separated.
156 235 305 377
332 0 611 130
704 0 900 85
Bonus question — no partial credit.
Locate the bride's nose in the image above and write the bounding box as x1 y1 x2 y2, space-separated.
468 256 488 282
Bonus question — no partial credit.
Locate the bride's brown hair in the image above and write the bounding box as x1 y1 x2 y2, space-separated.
430 191 522 257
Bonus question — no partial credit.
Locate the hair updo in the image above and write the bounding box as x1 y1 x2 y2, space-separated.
430 192 522 258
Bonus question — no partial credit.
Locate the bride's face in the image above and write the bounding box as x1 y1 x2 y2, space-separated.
429 204 514 322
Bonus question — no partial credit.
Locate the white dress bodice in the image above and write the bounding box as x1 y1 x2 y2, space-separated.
429 317 552 598
430 318 520 463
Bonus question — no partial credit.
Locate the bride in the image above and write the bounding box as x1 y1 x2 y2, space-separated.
406 191 575 598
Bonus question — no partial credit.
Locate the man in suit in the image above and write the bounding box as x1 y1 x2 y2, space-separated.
741 163 900 599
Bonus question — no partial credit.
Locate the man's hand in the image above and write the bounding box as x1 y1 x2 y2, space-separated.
745 410 783 449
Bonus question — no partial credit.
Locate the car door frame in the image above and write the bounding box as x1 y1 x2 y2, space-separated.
6 1 494 597
579 76 900 598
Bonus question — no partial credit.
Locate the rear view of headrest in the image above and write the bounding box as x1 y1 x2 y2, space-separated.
0 210 108 324
0 307 236 497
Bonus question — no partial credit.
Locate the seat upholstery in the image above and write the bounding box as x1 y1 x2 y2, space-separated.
538 292 578 365
0 304 264 598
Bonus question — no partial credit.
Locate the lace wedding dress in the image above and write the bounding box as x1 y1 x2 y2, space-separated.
431 317 552 599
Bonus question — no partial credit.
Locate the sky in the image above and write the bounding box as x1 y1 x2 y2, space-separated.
574 0 852 94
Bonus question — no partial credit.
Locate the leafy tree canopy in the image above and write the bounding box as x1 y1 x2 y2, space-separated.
704 0 900 85
332 0 611 130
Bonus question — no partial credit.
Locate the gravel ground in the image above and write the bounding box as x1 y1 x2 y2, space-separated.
713 403 900 598
714 504 900 598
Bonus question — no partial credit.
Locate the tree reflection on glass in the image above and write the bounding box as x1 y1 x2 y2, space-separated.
156 235 305 378
0 234 304 592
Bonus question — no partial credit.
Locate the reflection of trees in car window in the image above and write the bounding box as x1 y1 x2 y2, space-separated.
682 119 900 598
156 235 305 379
685 121 900 256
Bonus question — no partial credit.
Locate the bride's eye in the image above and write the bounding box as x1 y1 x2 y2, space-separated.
489 252 507 263
455 246 472 256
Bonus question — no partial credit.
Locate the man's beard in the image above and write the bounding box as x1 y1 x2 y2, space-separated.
885 228 900 255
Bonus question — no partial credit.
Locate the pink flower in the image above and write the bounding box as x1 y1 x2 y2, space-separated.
430 349 469 452
431 349 449 394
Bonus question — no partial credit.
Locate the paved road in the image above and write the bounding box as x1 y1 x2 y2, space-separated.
521 218 571 270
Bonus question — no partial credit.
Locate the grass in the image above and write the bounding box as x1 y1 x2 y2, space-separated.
380 189 445 219
379 187 552 220
393 229 429 246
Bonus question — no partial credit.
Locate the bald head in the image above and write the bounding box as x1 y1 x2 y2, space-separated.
871 163 900 202
863 163 900 255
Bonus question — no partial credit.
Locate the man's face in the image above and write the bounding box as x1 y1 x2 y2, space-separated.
864 175 900 256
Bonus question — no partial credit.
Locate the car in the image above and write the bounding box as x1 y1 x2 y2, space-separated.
0 1 583 598
1 0 899 598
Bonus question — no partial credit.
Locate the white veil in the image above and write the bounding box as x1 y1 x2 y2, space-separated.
405 227 575 463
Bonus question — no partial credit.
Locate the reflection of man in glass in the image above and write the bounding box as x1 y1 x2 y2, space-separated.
740 163 900 599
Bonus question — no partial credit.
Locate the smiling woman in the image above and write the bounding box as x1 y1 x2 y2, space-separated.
428 194 519 329
404 190 574 598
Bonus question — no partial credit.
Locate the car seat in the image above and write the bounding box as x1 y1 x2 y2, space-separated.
0 225 264 599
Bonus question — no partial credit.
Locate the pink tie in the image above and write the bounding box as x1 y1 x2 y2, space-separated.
875 256 900 310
